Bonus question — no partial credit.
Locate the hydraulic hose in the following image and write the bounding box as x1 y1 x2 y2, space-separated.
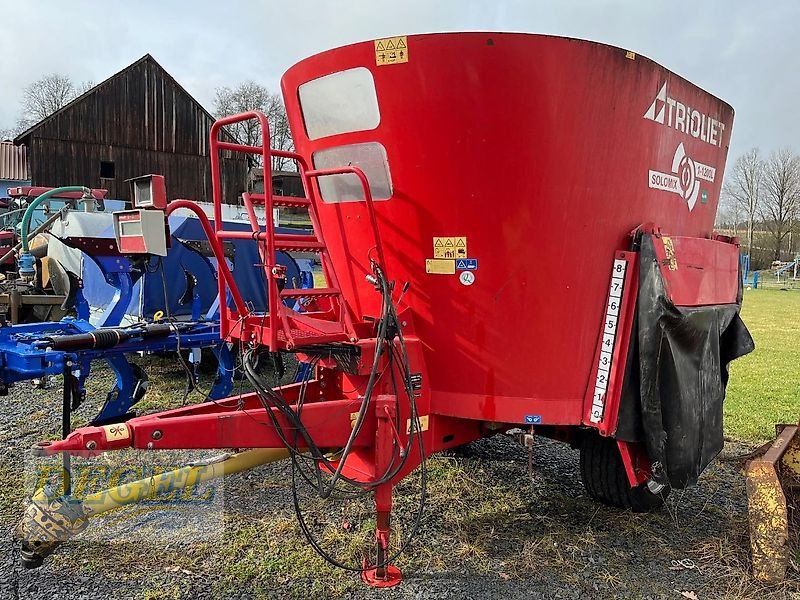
20 186 90 253
17 186 90 278
34 323 172 351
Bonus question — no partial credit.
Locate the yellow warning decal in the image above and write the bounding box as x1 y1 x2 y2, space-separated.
375 36 408 66
662 236 678 271
407 415 430 434
101 423 130 442
625 50 636 60
426 259 455 274
433 236 468 259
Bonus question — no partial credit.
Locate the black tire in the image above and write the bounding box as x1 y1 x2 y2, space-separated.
579 432 669 512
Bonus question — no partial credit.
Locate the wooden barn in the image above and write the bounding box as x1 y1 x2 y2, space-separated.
14 54 247 203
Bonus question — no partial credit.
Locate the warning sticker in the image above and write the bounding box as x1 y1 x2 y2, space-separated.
456 258 478 270
433 236 468 259
375 36 408 66
406 415 430 434
662 236 678 271
101 423 130 442
426 259 455 274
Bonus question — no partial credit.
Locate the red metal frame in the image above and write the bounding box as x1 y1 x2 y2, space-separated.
7 186 108 199
207 113 385 350
166 199 247 315
617 440 652 486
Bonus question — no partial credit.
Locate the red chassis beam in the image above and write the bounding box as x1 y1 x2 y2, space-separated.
36 386 375 455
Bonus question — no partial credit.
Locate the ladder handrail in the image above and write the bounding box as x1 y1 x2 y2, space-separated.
210 111 280 347
208 111 377 350
306 166 388 277
166 200 248 325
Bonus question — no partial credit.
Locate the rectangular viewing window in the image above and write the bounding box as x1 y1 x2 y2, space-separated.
312 142 392 203
119 220 143 236
299 67 380 140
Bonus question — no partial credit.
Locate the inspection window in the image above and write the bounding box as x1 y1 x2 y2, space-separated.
299 67 381 140
312 142 392 203
99 160 115 179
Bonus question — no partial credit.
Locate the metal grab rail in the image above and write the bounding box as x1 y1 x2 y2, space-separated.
210 112 278 342
306 166 388 277
208 110 384 349
166 200 247 321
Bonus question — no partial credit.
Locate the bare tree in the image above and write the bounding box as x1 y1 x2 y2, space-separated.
17 74 94 131
213 82 294 172
0 127 15 142
760 148 800 261
722 148 763 257
715 196 740 234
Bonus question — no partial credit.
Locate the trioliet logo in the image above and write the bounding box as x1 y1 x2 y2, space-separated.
644 82 726 148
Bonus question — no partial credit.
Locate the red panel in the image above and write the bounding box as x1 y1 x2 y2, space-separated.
280 33 734 423
431 391 583 425
118 236 146 253
650 234 740 306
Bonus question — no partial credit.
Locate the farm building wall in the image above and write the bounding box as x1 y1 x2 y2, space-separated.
17 55 247 203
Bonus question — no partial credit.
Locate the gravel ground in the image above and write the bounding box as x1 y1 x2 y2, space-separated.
0 362 797 600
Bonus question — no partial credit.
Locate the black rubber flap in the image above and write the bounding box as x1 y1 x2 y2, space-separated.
635 234 754 488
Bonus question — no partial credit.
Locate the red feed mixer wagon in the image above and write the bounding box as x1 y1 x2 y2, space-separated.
19 32 753 586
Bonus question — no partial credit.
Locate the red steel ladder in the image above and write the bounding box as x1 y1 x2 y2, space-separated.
208 111 380 350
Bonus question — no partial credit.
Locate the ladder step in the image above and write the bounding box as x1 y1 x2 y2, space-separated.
249 193 311 208
274 234 324 251
281 287 341 298
273 195 311 208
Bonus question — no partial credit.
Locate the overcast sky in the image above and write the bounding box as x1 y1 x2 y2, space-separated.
0 1 796 161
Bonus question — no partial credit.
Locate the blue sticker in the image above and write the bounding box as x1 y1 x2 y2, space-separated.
524 415 542 425
456 258 478 270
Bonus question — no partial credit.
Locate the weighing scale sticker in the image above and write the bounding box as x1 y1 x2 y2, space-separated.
602 333 615 350
607 297 620 316
426 259 455 274
375 36 408 66
596 371 608 390
604 317 618 334
609 277 624 298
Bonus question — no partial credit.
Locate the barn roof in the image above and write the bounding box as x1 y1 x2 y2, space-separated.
14 54 218 145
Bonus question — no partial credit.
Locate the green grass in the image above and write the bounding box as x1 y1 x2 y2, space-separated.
724 288 800 441
0 275 796 597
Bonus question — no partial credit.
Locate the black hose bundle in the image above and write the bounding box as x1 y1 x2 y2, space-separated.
242 260 427 571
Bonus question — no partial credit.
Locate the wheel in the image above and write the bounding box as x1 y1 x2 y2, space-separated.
579 432 669 512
